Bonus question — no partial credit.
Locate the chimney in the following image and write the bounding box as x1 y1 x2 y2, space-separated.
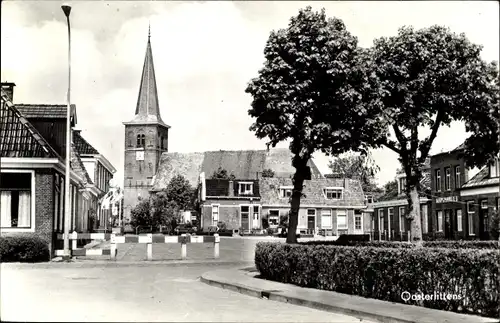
1 82 16 102
228 180 234 197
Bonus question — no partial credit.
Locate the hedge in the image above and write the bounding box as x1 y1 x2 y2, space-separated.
300 240 500 249
0 235 50 263
255 242 500 318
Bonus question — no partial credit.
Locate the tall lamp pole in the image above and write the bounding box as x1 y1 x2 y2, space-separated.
62 3 72 260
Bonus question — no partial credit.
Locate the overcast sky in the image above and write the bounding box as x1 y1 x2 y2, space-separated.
1 1 498 188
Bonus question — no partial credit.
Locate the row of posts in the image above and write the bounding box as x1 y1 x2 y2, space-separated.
106 233 220 261
377 230 411 242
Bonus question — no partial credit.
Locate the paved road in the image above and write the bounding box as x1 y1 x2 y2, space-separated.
1 263 370 322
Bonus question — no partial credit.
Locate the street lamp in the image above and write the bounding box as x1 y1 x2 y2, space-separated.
62 3 72 260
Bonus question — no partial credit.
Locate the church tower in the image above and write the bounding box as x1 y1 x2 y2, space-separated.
123 27 170 221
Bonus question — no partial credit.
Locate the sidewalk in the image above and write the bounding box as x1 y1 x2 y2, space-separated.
201 268 496 323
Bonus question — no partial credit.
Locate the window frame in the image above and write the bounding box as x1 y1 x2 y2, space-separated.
456 209 463 232
279 186 293 198
435 169 441 192
388 207 394 234
455 166 461 188
268 209 280 227
445 167 451 191
321 209 332 229
437 211 443 232
211 204 220 226
0 169 36 232
354 213 362 231
324 187 343 200
399 207 406 232
378 209 384 231
467 202 475 236
336 209 347 230
238 182 254 195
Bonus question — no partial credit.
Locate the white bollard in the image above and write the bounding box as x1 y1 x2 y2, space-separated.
72 231 78 250
214 234 220 259
181 234 187 260
147 233 153 261
110 233 117 260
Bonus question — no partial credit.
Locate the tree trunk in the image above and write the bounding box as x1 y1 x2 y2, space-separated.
287 157 309 244
409 186 423 247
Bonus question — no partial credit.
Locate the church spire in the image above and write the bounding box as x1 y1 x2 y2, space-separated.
129 25 168 128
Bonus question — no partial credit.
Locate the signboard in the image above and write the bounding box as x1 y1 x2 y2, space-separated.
136 151 144 161
436 196 458 204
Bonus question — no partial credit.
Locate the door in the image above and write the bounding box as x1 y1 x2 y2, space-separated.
354 211 363 234
307 209 316 233
444 210 453 239
240 206 250 231
252 206 260 229
479 200 489 240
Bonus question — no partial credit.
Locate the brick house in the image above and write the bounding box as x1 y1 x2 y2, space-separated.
0 85 90 255
367 159 432 241
259 177 368 236
73 130 116 231
458 158 499 240
199 176 261 231
430 144 472 239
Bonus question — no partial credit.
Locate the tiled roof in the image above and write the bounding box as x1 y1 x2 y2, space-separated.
259 177 365 207
461 166 499 189
70 144 93 185
0 90 62 159
151 148 323 190
15 104 77 124
205 179 260 197
73 130 100 155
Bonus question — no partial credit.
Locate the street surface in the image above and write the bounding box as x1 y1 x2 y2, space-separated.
1 263 372 322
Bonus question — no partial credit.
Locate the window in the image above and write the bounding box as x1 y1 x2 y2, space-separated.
253 206 260 222
421 205 428 233
435 170 441 192
307 209 316 216
365 195 373 204
455 166 461 188
241 206 250 228
280 186 293 198
212 205 219 226
238 182 253 195
399 207 406 232
467 201 475 235
354 213 362 231
481 200 489 232
399 177 406 194
437 211 443 232
456 209 463 232
378 209 384 231
1 172 34 230
321 209 332 228
324 188 343 200
388 208 394 235
268 210 279 227
136 134 145 148
337 210 347 230
445 167 451 191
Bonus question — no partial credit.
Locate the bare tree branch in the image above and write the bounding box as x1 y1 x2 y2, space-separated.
418 110 444 163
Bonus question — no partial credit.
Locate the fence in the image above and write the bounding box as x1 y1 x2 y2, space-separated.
54 232 220 261
369 230 411 242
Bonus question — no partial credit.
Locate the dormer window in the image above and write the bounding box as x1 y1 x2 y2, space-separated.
324 187 343 200
399 177 406 194
238 182 253 195
280 186 293 198
365 195 374 204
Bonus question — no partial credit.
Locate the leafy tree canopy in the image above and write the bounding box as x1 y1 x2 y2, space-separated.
210 167 236 180
165 174 195 211
328 152 381 192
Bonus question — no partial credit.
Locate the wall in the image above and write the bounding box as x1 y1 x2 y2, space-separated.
201 199 257 230
461 193 498 240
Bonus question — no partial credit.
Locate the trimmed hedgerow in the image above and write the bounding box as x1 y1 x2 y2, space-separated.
300 240 499 249
0 235 50 263
255 242 500 318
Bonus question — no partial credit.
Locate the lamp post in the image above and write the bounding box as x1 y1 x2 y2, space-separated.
62 3 72 260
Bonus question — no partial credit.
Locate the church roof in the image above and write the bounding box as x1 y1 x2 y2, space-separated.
151 148 324 190
124 31 169 129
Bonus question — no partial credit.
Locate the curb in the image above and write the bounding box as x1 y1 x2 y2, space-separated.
200 269 497 323
2 260 253 270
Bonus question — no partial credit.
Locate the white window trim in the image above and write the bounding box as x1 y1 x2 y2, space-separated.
323 187 344 200
378 209 384 231
437 211 443 232
354 213 363 232
399 207 405 232
211 204 220 225
467 201 475 235
279 186 293 198
435 170 441 192
455 166 461 188
321 209 332 229
445 168 451 191
336 210 347 230
388 207 393 234
268 209 280 227
457 209 463 232
0 169 36 233
239 204 252 229
238 182 254 195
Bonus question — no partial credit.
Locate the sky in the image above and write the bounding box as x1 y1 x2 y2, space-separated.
1 1 498 188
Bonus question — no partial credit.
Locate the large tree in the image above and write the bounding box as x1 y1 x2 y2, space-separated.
165 174 195 211
359 26 499 244
327 152 381 193
245 7 381 243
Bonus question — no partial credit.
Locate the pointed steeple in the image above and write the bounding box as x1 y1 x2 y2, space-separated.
127 26 169 128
